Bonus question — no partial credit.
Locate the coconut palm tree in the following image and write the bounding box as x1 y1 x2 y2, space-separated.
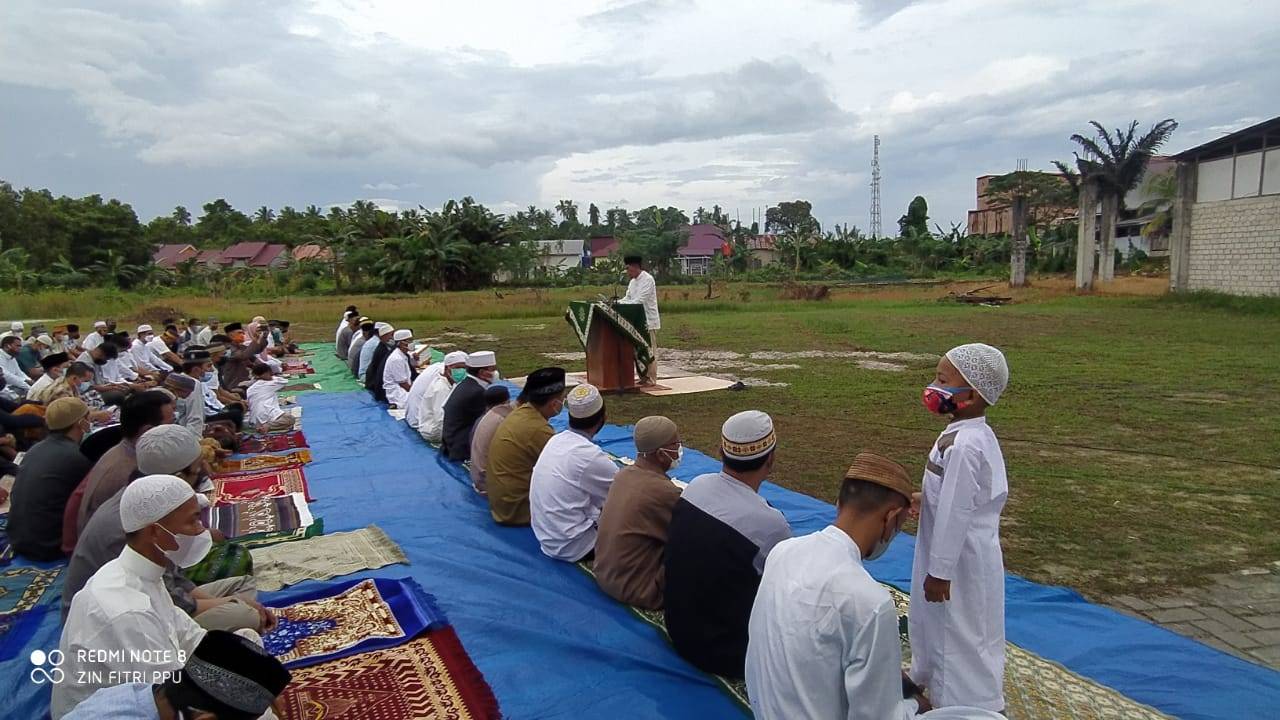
311 224 357 290
1137 170 1177 240
254 206 275 224
172 205 192 226
380 216 469 292
1067 119 1178 283
555 199 579 225
91 249 143 288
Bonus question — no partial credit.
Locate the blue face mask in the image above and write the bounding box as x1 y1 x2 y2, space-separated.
77 380 91 393
202 371 215 383
450 368 467 383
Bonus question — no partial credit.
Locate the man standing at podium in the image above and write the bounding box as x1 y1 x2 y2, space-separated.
621 255 660 385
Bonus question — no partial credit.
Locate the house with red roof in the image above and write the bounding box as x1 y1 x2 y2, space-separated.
218 242 290 269
587 236 619 265
152 244 199 268
292 244 332 263
677 224 731 275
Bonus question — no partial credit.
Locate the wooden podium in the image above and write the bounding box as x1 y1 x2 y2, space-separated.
586 309 638 392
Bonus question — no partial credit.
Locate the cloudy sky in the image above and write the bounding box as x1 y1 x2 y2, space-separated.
2 0 1276 230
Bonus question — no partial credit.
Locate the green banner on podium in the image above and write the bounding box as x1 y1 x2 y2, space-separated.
565 300 653 381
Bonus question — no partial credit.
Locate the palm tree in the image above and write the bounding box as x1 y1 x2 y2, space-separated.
1067 119 1178 283
254 206 275 224
91 250 143 288
588 203 600 227
312 224 357 290
555 199 578 225
0 246 37 292
1137 170 1177 240
382 217 469 292
172 205 192 226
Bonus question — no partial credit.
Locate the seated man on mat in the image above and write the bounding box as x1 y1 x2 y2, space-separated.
469 385 513 495
441 350 499 461
381 329 417 409
414 350 467 443
593 415 683 610
487 367 564 526
246 363 292 433
8 397 94 561
663 410 792 679
530 383 616 562
745 452 929 719
347 318 374 376
404 345 448 431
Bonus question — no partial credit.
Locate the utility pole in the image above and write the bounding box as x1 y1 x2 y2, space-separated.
870 135 882 239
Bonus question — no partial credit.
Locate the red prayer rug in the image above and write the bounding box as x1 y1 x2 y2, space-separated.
277 627 501 720
283 361 315 375
238 430 309 454
214 450 313 475
212 466 312 505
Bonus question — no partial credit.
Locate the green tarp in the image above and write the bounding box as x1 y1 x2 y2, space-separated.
564 300 653 380
296 342 365 393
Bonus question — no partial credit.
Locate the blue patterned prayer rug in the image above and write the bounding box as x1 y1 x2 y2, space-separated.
0 565 63 660
0 515 12 567
262 576 446 669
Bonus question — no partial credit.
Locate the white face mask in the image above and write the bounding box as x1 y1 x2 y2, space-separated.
865 514 900 562
661 445 684 471
155 524 214 568
202 371 215 383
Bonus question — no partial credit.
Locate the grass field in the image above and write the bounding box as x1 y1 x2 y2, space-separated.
7 276 1279 601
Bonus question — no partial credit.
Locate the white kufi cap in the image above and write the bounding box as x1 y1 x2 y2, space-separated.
566 383 604 418
945 343 1009 405
443 351 468 366
137 424 203 475
466 351 495 368
721 410 776 460
120 474 197 532
137 324 153 334
393 329 413 342
94 320 107 328
10 321 23 331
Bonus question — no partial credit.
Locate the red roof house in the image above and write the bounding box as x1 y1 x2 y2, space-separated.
292 244 332 262
152 244 199 268
587 236 619 264
676 224 731 275
219 242 290 269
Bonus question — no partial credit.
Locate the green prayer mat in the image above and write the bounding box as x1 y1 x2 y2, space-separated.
184 541 254 585
296 343 366 393
565 301 653 381
231 518 325 548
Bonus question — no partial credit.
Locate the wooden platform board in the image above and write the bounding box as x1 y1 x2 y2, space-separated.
510 369 735 397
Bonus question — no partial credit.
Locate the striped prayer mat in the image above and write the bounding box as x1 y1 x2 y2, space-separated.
214 449 313 474
249 525 408 591
212 465 312 505
204 492 314 540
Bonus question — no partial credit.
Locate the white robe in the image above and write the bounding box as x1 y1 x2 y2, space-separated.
621 270 660 330
747 526 918 720
382 348 412 408
404 362 443 429
246 376 288 427
415 372 455 443
909 416 1008 712
529 429 617 561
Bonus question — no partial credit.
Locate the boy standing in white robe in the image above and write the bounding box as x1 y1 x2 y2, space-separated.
910 343 1009 713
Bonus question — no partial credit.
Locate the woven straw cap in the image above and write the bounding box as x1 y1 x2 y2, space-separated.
844 452 913 501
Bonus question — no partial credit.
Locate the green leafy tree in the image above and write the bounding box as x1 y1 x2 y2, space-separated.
588 203 600 227
898 196 929 237
555 199 579 225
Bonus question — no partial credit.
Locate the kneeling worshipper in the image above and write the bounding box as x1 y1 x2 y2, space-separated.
64 629 292 720
487 367 564 526
363 323 397 400
0 335 32 397
910 343 1010 713
746 452 930 719
441 350 498 461
63 425 273 638
335 311 360 361
63 389 176 554
7 397 94 561
220 322 268 393
246 363 293 433
347 318 375 376
27 350 70 400
593 415 683 610
17 332 53 378
381 329 417 409
133 324 172 374
173 350 215 436
530 383 616 562
469 385 513 495
335 306 358 349
663 410 792 679
358 322 391 383
413 350 467 443
54 474 211 718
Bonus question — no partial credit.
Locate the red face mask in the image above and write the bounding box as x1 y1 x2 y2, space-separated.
921 384 971 415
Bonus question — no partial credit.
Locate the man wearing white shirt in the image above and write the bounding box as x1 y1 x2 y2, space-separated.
53 474 211 718
746 452 927 720
530 383 617 562
406 350 459 432
81 321 109 352
147 327 182 371
194 317 217 347
620 255 661 384
381 329 416 408
358 322 392 383
131 325 169 374
335 305 358 346
0 336 31 397
246 363 292 432
415 351 466 443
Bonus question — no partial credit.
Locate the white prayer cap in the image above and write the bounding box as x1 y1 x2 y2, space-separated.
120 474 196 532
252 315 266 324
36 334 54 346
393 329 413 342
466 351 496 368
443 351 468 366
377 323 396 336
137 424 203 475
721 410 776 460
137 324 153 335
945 343 1009 405
566 383 604 418
94 320 107 328
10 321 23 331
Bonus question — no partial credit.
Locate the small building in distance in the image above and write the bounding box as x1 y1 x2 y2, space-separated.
677 223 730 275
152 243 199 268
218 242 290 269
587 236 619 265
1170 116 1280 296
533 238 587 272
292 244 332 263
748 234 779 268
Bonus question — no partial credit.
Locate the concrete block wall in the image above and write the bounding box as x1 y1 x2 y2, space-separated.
1188 195 1280 296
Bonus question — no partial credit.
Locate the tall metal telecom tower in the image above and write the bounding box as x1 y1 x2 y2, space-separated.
870 135 882 239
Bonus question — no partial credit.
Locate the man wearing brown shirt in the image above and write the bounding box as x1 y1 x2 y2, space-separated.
487 368 564 526
594 415 683 610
